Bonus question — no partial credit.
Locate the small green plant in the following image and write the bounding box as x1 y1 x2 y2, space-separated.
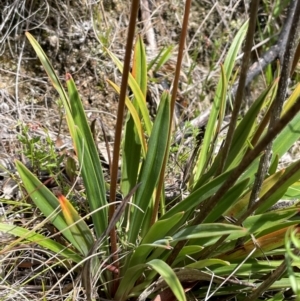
17 123 63 175
2 0 300 300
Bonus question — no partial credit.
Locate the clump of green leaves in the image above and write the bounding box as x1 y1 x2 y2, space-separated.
2 1 300 300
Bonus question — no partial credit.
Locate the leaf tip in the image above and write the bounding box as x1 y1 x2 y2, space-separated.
57 194 66 206
66 73 72 81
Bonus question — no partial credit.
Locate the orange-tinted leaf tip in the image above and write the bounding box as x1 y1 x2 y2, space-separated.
57 194 67 210
66 73 72 81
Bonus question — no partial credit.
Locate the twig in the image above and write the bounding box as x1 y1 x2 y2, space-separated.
139 0 157 55
151 0 192 226
108 0 140 293
217 0 260 174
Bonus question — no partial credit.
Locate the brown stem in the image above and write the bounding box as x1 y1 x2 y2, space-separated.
150 0 192 226
108 0 140 294
167 0 260 266
217 0 260 174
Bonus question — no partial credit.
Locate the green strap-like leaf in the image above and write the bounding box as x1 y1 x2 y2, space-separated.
108 79 147 156
0 223 82 263
66 76 107 238
26 33 108 238
127 212 184 268
16 161 81 253
172 223 247 242
132 35 147 97
243 208 299 234
203 178 250 223
272 82 300 159
115 260 186 301
186 258 230 269
58 194 94 256
162 170 232 220
225 79 278 170
106 47 152 135
224 169 284 218
193 20 249 183
127 92 171 244
147 259 186 301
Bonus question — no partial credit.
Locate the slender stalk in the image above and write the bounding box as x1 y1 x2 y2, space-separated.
167 0 259 266
108 0 140 293
150 0 192 226
217 0 260 174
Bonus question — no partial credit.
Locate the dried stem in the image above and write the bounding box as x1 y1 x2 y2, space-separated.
218 0 260 174
108 0 140 293
150 0 191 226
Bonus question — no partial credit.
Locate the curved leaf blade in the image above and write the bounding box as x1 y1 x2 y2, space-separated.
0 223 82 263
16 160 81 252
66 76 107 238
147 259 186 301
128 92 171 244
58 194 94 256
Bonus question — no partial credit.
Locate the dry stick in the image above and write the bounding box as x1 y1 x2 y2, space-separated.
269 3 300 125
108 0 140 293
217 0 260 175
150 0 191 226
140 0 157 54
291 41 300 76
